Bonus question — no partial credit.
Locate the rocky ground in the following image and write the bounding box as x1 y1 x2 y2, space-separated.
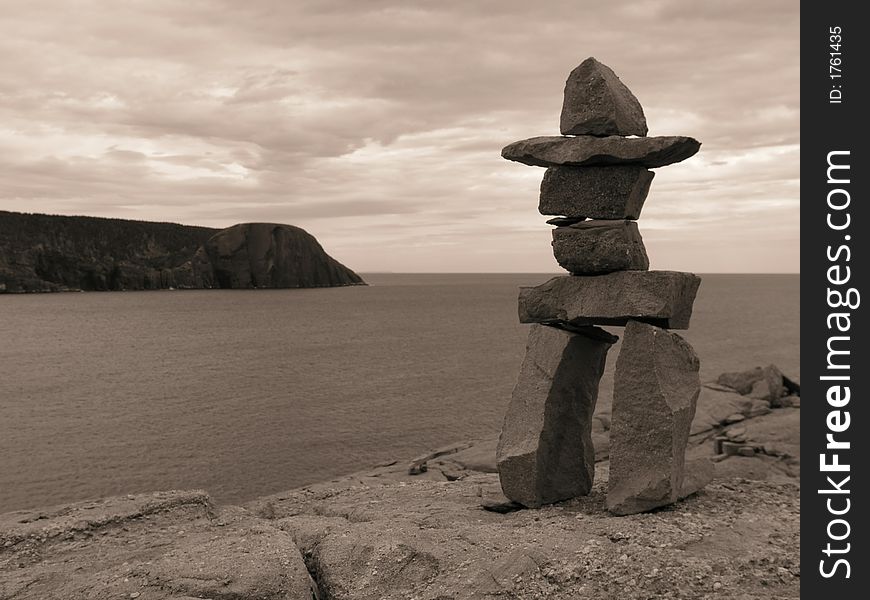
0 372 799 600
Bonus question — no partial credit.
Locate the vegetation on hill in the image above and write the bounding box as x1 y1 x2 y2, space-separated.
0 211 364 292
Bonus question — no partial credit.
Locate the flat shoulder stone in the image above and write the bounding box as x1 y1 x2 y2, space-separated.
518 271 701 329
502 135 701 168
560 57 648 136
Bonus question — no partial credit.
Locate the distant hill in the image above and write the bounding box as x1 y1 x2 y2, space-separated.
0 211 365 292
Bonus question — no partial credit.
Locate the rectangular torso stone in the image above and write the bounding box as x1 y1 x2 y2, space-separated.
552 220 649 274
539 166 653 219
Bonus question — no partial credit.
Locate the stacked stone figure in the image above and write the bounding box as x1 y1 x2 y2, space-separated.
496 57 712 515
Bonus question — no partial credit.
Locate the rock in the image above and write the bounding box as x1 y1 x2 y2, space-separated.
607 321 707 515
539 166 654 219
722 441 743 456
0 490 317 599
497 324 614 507
501 135 701 168
446 438 499 473
724 413 745 424
560 57 648 136
738 447 756 457
746 399 773 417
593 413 611 432
712 454 799 483
690 388 756 435
783 374 801 396
518 271 701 329
774 395 800 409
407 441 476 475
552 220 649 274
203 223 364 289
761 364 786 399
747 378 769 399
737 409 801 474
545 216 586 226
716 367 763 394
718 365 785 400
480 500 525 514
746 365 785 400
703 382 737 392
544 322 624 342
680 458 715 499
725 426 747 439
607 321 700 515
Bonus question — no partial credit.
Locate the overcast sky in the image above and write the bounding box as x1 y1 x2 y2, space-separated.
0 0 798 273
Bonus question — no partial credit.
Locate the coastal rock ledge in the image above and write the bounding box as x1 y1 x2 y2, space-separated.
0 366 800 599
1 475 798 599
0 211 364 292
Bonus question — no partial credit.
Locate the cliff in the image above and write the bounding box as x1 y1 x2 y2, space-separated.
0 211 364 292
201 223 364 289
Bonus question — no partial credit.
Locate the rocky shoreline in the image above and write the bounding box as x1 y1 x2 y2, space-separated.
1 367 799 600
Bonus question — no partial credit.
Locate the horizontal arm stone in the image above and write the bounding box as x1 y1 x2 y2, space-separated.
518 271 701 329
502 135 701 168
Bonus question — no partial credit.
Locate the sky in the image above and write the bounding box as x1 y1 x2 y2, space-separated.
0 0 799 273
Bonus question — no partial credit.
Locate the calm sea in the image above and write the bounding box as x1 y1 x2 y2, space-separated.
0 273 799 512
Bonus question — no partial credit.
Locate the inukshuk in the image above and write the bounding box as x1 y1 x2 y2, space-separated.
496 57 713 515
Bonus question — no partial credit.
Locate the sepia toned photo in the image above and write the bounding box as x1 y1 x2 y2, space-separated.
1 2 801 598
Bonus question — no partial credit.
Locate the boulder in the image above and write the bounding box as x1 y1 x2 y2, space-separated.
539 165 654 219
560 57 648 136
607 321 711 515
552 220 649 274
497 324 616 507
757 364 786 399
783 374 801 396
518 271 701 329
717 365 786 399
717 367 760 394
774 395 801 409
203 223 364 289
502 135 701 168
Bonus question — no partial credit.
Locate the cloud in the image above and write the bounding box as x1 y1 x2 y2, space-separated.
0 0 799 272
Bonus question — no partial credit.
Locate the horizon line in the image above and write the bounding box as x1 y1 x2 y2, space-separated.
357 271 802 275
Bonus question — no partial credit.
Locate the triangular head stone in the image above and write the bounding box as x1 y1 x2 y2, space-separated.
560 57 648 137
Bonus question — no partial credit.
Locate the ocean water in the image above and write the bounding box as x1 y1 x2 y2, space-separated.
0 273 799 512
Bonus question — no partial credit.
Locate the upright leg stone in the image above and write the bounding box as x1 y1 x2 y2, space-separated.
497 324 616 508
606 320 712 515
